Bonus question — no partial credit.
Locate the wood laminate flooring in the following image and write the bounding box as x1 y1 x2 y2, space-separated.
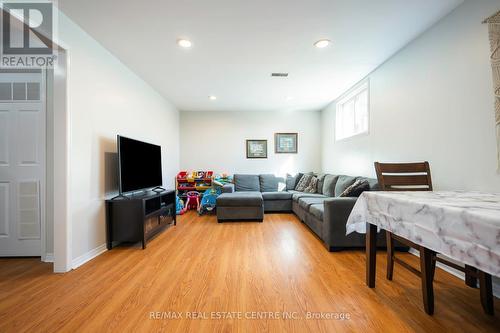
1 212 499 332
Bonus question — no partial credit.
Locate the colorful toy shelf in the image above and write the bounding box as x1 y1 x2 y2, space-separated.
176 171 214 199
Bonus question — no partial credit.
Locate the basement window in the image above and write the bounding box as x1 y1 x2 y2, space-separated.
335 80 369 141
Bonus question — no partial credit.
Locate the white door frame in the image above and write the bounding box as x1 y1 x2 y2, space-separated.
52 47 71 273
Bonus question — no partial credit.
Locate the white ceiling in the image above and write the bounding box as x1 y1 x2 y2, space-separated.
58 0 463 112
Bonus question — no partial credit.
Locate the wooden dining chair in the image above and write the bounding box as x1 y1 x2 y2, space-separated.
374 161 488 315
374 162 436 280
374 161 440 314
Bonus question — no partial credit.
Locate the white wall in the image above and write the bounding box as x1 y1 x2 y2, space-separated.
321 0 500 192
180 111 321 176
57 12 180 264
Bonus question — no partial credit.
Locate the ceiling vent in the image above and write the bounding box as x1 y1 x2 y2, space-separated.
271 73 288 77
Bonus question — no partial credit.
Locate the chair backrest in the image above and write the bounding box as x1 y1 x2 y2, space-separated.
374 162 433 191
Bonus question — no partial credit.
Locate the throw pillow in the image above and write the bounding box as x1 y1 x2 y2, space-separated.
285 174 298 190
334 175 357 197
278 179 286 191
295 174 313 192
339 179 370 197
304 176 318 193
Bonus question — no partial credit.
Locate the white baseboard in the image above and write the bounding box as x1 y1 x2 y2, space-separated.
42 252 54 263
71 244 107 269
408 249 500 298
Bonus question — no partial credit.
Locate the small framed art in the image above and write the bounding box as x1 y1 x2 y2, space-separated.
275 133 298 154
246 140 268 158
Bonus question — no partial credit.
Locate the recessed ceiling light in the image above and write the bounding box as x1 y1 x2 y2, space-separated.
314 39 331 48
177 39 192 48
209 95 217 100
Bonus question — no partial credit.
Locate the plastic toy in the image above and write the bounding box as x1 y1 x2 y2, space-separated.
214 174 233 186
186 171 197 182
176 171 188 180
185 191 200 211
176 195 186 215
198 187 222 215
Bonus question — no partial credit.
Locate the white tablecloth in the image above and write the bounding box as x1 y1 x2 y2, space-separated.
346 191 500 277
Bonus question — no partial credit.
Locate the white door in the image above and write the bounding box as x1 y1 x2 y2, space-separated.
0 71 45 256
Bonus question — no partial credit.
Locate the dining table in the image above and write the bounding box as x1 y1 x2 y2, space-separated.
346 190 500 315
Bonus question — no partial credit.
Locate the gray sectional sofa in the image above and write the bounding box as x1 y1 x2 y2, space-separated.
217 173 387 251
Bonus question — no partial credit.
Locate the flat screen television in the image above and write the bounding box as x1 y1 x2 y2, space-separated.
117 135 162 194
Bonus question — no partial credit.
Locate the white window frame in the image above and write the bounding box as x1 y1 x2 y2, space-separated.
335 79 370 141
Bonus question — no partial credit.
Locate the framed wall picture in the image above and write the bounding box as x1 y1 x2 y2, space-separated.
275 133 298 154
246 140 268 159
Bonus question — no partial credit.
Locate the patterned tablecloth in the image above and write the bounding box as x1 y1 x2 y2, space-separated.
346 191 500 277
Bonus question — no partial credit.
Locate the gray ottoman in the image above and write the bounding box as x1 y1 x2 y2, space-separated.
216 191 264 222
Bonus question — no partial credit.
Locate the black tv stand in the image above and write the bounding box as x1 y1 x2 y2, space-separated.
105 190 176 249
110 194 131 200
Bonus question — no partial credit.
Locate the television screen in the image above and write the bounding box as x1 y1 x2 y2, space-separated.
118 135 162 193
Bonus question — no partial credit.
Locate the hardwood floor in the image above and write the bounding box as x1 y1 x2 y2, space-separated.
1 212 499 332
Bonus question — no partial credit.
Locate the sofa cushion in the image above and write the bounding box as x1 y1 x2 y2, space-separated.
322 174 339 197
288 172 311 190
334 175 357 197
286 174 299 190
259 174 281 192
262 191 293 200
221 183 235 193
295 174 313 191
316 173 326 194
287 190 301 198
303 176 318 193
291 192 327 202
339 179 370 197
309 204 324 220
234 174 260 192
298 197 327 210
356 176 379 191
217 192 263 207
